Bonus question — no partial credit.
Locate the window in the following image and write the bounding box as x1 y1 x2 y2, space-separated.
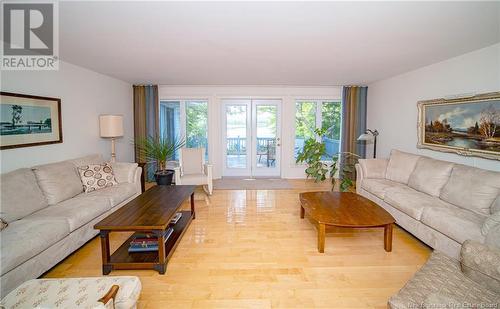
294 100 341 160
159 100 208 161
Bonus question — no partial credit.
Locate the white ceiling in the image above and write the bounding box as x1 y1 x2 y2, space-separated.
59 1 500 86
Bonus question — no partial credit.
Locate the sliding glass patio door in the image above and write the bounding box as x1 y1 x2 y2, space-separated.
222 99 281 177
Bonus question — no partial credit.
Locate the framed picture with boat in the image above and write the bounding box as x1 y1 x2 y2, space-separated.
0 92 62 150
417 92 500 160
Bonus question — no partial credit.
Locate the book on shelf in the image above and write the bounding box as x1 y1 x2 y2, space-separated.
128 228 174 253
170 212 183 224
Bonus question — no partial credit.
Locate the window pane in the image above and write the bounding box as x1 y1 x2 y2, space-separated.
159 101 181 160
226 105 247 168
186 101 208 160
256 105 277 168
321 102 341 158
294 101 316 159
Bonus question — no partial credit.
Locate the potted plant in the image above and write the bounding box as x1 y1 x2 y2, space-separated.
135 135 185 185
296 127 359 191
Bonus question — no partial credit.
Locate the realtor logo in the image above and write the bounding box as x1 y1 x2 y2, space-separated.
1 1 59 70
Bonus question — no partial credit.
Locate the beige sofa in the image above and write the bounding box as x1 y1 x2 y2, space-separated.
0 154 142 298
355 149 500 259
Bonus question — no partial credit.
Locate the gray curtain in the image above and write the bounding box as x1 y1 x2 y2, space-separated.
133 85 159 181
341 86 368 158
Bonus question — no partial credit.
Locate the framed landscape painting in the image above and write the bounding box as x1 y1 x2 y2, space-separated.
417 92 500 160
0 92 62 150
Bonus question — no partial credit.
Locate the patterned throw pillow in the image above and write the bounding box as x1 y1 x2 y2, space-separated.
78 163 118 193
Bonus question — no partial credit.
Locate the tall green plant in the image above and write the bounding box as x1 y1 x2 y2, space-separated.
296 127 359 191
135 135 185 171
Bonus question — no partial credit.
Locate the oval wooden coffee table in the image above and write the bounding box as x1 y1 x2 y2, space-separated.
299 191 395 253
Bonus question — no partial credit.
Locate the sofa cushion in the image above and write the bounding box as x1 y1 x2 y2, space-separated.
27 195 111 232
32 161 83 205
421 204 485 244
460 240 500 292
385 150 420 184
0 168 48 222
0 218 70 275
361 179 405 199
111 162 138 183
384 186 451 220
408 157 454 197
440 164 500 216
80 182 138 207
358 159 388 179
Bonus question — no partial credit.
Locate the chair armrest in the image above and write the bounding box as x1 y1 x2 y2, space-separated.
204 164 213 179
173 167 181 185
98 284 119 308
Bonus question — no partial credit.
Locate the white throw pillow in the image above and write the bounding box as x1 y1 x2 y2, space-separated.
78 163 118 193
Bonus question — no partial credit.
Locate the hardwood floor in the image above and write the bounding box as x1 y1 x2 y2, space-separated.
44 180 431 308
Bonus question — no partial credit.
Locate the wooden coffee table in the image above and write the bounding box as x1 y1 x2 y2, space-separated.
299 191 395 253
94 185 195 275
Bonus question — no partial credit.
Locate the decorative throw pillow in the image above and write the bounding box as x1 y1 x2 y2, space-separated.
78 163 118 193
460 240 500 292
0 218 8 231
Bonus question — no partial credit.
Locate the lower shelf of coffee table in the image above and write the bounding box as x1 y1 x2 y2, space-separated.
108 211 192 269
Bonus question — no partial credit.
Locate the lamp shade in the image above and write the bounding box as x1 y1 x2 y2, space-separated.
99 115 123 137
357 133 374 141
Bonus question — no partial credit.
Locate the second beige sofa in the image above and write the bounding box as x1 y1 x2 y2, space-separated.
355 149 500 259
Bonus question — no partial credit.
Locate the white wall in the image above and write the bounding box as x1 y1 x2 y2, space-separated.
367 43 500 171
1 61 133 173
159 85 341 179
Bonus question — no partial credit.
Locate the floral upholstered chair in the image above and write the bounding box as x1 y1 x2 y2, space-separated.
1 276 141 309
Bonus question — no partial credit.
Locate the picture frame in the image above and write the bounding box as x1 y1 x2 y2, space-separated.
417 91 500 160
1 92 62 150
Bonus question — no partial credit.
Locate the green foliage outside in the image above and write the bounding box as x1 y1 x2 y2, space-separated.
186 102 208 148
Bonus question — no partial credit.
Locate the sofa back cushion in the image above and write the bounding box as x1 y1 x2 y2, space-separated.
440 164 500 216
358 159 388 179
32 161 83 205
408 157 454 197
0 168 48 222
68 154 104 167
385 150 420 184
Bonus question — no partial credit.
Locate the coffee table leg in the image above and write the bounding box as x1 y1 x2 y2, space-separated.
300 205 305 219
155 230 166 274
384 223 393 252
100 230 112 275
318 223 325 253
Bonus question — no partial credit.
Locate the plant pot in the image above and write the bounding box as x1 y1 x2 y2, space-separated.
154 169 174 186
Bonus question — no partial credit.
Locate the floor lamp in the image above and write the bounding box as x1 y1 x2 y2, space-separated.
357 129 379 158
99 115 124 163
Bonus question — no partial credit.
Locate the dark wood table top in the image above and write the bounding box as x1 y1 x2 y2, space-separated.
299 191 395 227
94 185 196 231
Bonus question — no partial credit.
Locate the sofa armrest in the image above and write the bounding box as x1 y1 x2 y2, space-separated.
358 159 388 179
355 163 364 194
